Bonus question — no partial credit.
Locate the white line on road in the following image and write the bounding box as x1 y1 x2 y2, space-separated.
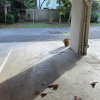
0 50 12 73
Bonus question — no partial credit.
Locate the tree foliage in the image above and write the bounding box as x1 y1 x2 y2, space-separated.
21 0 37 9
57 0 72 9
92 0 100 11
6 13 14 24
56 0 72 23
12 0 37 9
39 0 51 9
61 0 72 9
56 6 65 16
91 0 100 23
46 0 51 8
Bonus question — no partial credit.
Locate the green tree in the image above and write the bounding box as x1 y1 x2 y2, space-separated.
56 0 72 23
46 0 51 8
91 0 100 23
22 0 37 9
0 0 10 23
56 6 65 23
57 0 72 9
92 0 100 11
56 0 61 6
39 0 51 9
40 0 46 9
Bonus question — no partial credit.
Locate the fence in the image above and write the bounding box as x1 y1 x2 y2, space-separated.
25 9 59 22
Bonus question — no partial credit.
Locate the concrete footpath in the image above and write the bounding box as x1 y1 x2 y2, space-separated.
0 40 100 100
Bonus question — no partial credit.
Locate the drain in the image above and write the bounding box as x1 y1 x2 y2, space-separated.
60 52 65 55
48 31 62 34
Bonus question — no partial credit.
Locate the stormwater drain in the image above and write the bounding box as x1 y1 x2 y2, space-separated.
48 31 62 34
60 52 65 55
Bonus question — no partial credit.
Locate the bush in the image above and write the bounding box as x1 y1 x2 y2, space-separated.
12 9 21 22
90 0 100 23
61 11 70 23
92 0 100 11
6 14 14 24
91 12 99 23
0 13 5 23
14 13 21 22
56 0 72 23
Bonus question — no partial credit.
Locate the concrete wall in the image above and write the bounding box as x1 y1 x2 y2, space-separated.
25 9 59 22
70 0 82 53
37 0 59 9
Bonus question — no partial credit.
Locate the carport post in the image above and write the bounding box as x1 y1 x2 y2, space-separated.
70 0 92 55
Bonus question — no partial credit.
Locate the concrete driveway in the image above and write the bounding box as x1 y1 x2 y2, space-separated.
0 26 100 100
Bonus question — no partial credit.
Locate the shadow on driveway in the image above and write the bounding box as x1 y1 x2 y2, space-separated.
0 48 81 100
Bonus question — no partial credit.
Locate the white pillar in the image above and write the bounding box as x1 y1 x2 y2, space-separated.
70 0 82 53
70 0 92 55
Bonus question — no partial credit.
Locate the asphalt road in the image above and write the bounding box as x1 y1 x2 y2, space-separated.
89 25 100 39
0 28 70 43
0 26 100 43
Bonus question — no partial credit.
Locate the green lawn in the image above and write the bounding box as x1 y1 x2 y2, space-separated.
0 22 70 29
0 22 100 29
90 23 100 26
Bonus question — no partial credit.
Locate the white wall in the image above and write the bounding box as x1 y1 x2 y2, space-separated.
70 0 82 53
37 0 59 9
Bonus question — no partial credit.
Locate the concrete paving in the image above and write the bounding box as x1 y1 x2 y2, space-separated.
0 41 100 100
0 26 100 100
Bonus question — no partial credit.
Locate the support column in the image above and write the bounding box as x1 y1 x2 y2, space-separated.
70 0 92 55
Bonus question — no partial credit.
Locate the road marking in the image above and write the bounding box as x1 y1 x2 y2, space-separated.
0 50 12 73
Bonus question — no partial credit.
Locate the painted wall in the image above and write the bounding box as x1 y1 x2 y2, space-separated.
37 0 59 9
70 0 82 53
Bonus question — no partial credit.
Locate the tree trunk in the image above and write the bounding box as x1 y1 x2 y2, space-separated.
4 4 7 23
58 0 61 23
39 0 41 9
59 16 61 23
40 0 46 9
68 8 72 24
59 0 61 6
22 5 23 13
